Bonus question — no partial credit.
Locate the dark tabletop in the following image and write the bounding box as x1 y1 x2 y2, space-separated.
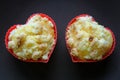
0 0 120 80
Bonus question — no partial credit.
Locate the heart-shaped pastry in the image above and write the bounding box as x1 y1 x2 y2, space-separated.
65 14 116 62
5 13 57 63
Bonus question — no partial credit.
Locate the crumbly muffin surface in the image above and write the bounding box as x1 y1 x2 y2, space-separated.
66 16 113 60
8 15 55 60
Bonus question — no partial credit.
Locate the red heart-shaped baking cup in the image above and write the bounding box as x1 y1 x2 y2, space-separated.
5 13 57 63
65 14 116 63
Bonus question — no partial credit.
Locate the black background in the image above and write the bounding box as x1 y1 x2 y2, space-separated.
0 0 120 80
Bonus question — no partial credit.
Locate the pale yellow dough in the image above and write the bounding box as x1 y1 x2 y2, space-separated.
66 16 113 60
8 15 55 60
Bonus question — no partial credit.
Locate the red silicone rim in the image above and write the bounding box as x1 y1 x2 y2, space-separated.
65 14 116 63
5 13 57 63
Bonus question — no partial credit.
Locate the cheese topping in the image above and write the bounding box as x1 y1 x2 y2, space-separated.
8 15 55 60
66 16 113 60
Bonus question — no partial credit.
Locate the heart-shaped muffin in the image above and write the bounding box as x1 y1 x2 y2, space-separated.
65 14 116 62
5 13 57 63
